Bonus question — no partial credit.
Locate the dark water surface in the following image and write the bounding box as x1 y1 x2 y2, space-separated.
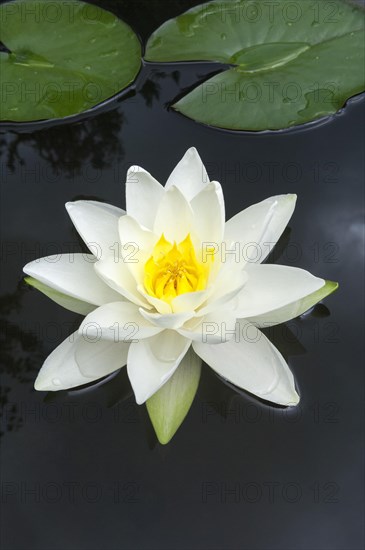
0 1 364 549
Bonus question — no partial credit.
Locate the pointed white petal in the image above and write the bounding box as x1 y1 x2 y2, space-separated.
139 308 195 329
119 215 157 285
24 254 122 306
25 276 96 316
165 147 210 201
224 194 296 265
178 309 238 344
127 331 191 404
34 332 114 391
198 266 248 315
191 181 225 244
154 186 194 243
79 302 163 341
126 166 164 229
137 287 211 317
75 336 129 378
147 348 202 444
193 325 299 406
248 280 338 327
136 285 172 314
236 264 325 321
172 289 210 313
94 256 152 309
65 201 125 260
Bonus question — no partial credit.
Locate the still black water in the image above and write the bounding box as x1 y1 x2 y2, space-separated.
0 1 364 549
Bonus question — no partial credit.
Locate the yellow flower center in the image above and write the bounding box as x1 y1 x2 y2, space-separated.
144 234 210 304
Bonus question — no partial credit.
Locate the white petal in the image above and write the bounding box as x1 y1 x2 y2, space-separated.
127 331 191 404
75 335 129 378
224 194 296 265
191 181 225 245
137 287 211 317
66 201 125 260
119 214 157 251
119 215 157 286
154 186 193 243
178 310 238 344
126 166 164 230
24 254 122 306
25 276 96 316
95 256 152 309
165 147 210 201
136 285 172 314
79 302 163 342
34 331 124 391
172 289 210 313
139 308 195 329
193 324 299 406
247 280 337 328
236 264 325 321
198 266 248 315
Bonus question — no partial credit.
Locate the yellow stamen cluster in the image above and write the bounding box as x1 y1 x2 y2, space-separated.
144 234 210 304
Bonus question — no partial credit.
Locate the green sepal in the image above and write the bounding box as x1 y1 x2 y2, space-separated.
25 276 94 316
146 348 201 444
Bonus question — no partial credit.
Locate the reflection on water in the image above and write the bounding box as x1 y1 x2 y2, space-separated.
140 70 180 107
0 282 42 383
0 281 43 437
0 109 125 176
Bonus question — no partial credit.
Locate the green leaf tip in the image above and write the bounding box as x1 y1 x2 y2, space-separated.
314 279 339 303
146 348 201 444
24 275 35 287
24 276 94 316
247 278 339 328
324 280 339 294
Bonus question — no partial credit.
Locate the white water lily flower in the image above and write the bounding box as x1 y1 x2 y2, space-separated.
24 147 338 443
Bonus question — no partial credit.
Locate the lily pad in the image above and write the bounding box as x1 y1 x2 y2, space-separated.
0 0 141 121
145 0 365 131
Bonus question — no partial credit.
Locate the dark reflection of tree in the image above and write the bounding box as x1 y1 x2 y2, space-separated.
140 70 180 107
0 280 138 439
0 281 44 437
0 109 125 176
140 79 161 108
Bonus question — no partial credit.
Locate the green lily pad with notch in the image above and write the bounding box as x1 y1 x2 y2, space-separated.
145 0 365 131
0 0 141 122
